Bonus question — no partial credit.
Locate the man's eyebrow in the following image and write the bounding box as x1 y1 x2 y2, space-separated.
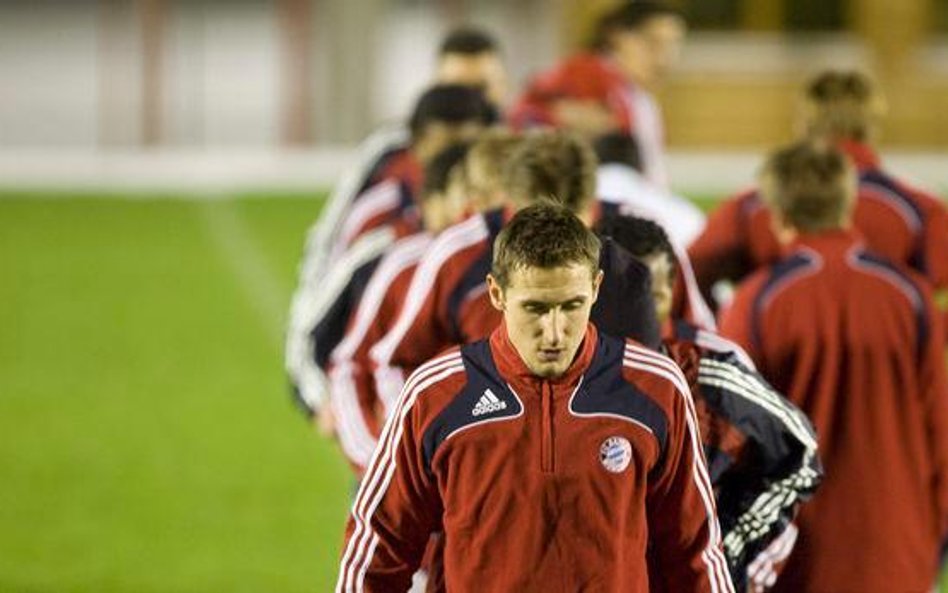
521 296 588 307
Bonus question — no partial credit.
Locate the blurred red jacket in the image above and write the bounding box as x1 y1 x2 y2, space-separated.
720 229 948 593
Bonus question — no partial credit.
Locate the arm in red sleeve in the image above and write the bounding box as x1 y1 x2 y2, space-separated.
639 350 735 593
688 194 756 309
335 362 455 592
329 239 430 473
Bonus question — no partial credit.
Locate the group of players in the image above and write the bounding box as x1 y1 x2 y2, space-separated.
285 3 948 592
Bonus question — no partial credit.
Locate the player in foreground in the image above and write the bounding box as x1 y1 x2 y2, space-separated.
336 203 733 592
720 142 948 593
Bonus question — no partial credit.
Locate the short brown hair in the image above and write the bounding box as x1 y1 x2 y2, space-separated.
501 130 597 213
802 70 884 142
491 202 601 289
760 141 855 233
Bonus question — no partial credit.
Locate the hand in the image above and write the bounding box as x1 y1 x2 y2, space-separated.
314 400 337 438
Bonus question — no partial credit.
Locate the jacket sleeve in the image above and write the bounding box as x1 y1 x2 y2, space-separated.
645 358 736 593
329 259 420 472
687 194 756 310
368 245 458 404
286 229 393 417
335 367 446 593
696 351 822 590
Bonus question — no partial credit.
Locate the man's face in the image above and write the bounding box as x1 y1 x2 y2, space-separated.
437 52 508 107
488 264 602 378
641 252 674 324
610 15 685 90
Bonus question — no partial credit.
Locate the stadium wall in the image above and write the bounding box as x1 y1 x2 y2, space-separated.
0 149 945 198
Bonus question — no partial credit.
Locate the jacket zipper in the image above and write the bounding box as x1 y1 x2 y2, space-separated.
541 380 554 473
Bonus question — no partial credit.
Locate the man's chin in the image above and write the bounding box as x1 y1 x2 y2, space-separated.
528 361 568 379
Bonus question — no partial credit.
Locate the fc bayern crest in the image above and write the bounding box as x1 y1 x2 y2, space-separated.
599 436 632 473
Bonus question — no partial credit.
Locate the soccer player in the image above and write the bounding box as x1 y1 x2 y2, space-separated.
327 131 522 471
301 27 507 285
335 203 734 592
719 142 948 593
510 1 686 188
286 85 493 418
325 142 472 469
689 70 948 315
368 130 660 407
331 84 494 254
597 213 822 591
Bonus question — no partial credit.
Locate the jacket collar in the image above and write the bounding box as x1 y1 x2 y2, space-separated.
787 227 864 257
489 321 599 393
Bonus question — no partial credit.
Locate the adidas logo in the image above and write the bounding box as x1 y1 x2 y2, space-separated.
472 388 507 416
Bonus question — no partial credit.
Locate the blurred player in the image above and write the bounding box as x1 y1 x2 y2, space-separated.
368 130 660 406
511 1 686 188
336 203 734 592
327 131 522 471
689 70 948 316
326 142 472 469
597 213 822 591
286 84 493 423
719 142 948 593
298 28 507 289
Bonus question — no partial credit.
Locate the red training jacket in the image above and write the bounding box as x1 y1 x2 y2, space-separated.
336 323 734 592
719 229 948 593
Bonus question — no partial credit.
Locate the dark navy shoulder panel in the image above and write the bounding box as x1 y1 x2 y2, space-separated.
311 253 383 369
751 252 817 353
420 340 523 474
482 207 506 239
672 319 700 345
571 333 669 454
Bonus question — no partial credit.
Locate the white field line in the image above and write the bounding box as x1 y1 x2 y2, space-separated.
197 199 287 349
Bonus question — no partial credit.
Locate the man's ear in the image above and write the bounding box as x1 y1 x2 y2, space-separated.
486 274 505 311
591 269 604 303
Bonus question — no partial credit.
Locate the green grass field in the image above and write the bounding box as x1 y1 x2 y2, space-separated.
1 192 944 592
0 193 352 592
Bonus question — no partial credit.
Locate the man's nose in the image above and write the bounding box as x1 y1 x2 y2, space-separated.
541 309 565 345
